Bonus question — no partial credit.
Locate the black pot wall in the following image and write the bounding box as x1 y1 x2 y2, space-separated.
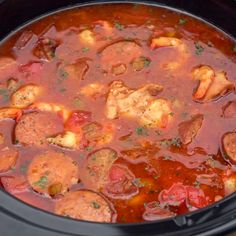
0 1 236 236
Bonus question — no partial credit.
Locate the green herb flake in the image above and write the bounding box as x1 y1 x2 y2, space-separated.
34 176 48 189
133 178 145 188
193 181 200 188
82 47 90 53
163 155 172 160
114 21 124 31
179 18 187 25
170 137 182 147
140 56 151 67
59 88 67 93
194 42 204 55
135 126 149 136
86 146 93 151
169 112 174 117
20 165 27 173
233 44 236 53
58 69 68 81
73 97 84 108
92 201 101 209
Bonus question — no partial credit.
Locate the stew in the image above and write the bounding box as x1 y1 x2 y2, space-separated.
0 3 236 223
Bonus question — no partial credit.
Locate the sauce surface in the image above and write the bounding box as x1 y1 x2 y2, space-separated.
0 3 236 223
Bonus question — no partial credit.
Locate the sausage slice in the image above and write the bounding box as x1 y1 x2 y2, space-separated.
15 111 64 146
55 190 115 222
178 114 203 145
27 150 79 195
222 132 236 163
0 148 18 173
80 148 118 191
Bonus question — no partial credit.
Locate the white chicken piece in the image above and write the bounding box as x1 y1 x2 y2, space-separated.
11 84 41 108
192 66 234 102
105 81 172 128
47 131 81 149
223 175 236 196
0 108 21 120
79 30 95 45
31 102 70 121
151 37 188 71
80 83 106 97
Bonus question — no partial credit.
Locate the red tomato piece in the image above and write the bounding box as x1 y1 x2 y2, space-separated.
158 183 187 206
65 111 91 132
186 186 208 208
1 175 29 194
143 201 176 221
19 61 43 77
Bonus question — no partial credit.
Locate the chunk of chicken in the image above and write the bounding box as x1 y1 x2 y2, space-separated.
178 114 204 145
222 132 236 163
11 84 41 108
222 100 236 118
79 30 95 45
223 175 236 196
80 83 106 97
151 37 188 70
192 66 234 102
140 99 172 128
31 102 70 121
62 60 88 80
100 41 143 73
105 81 171 127
0 108 21 120
47 131 81 149
151 37 184 49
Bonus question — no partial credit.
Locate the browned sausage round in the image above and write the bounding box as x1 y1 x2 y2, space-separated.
0 148 18 173
222 132 236 163
100 41 142 73
55 190 115 222
27 150 79 195
15 111 64 146
80 148 118 191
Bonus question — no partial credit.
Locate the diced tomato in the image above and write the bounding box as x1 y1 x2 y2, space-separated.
109 165 127 182
19 61 43 78
159 183 187 206
1 175 29 194
158 183 208 209
143 201 176 221
186 186 208 208
104 165 139 199
65 111 91 132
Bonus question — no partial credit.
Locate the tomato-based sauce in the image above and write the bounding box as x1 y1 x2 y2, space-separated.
0 3 236 223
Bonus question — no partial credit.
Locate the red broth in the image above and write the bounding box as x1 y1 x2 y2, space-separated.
0 3 236 223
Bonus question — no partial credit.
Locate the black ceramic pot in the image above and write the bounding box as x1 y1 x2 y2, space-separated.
0 1 236 235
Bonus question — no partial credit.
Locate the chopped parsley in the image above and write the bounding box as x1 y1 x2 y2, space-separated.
194 42 204 55
133 178 145 188
141 56 151 67
0 88 10 103
58 69 68 79
233 44 236 53
59 88 67 93
82 47 90 53
114 21 124 31
73 97 84 108
169 112 174 117
135 126 149 136
92 201 101 209
20 165 27 173
34 176 48 189
170 137 182 147
193 181 200 188
163 155 172 160
179 18 187 25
